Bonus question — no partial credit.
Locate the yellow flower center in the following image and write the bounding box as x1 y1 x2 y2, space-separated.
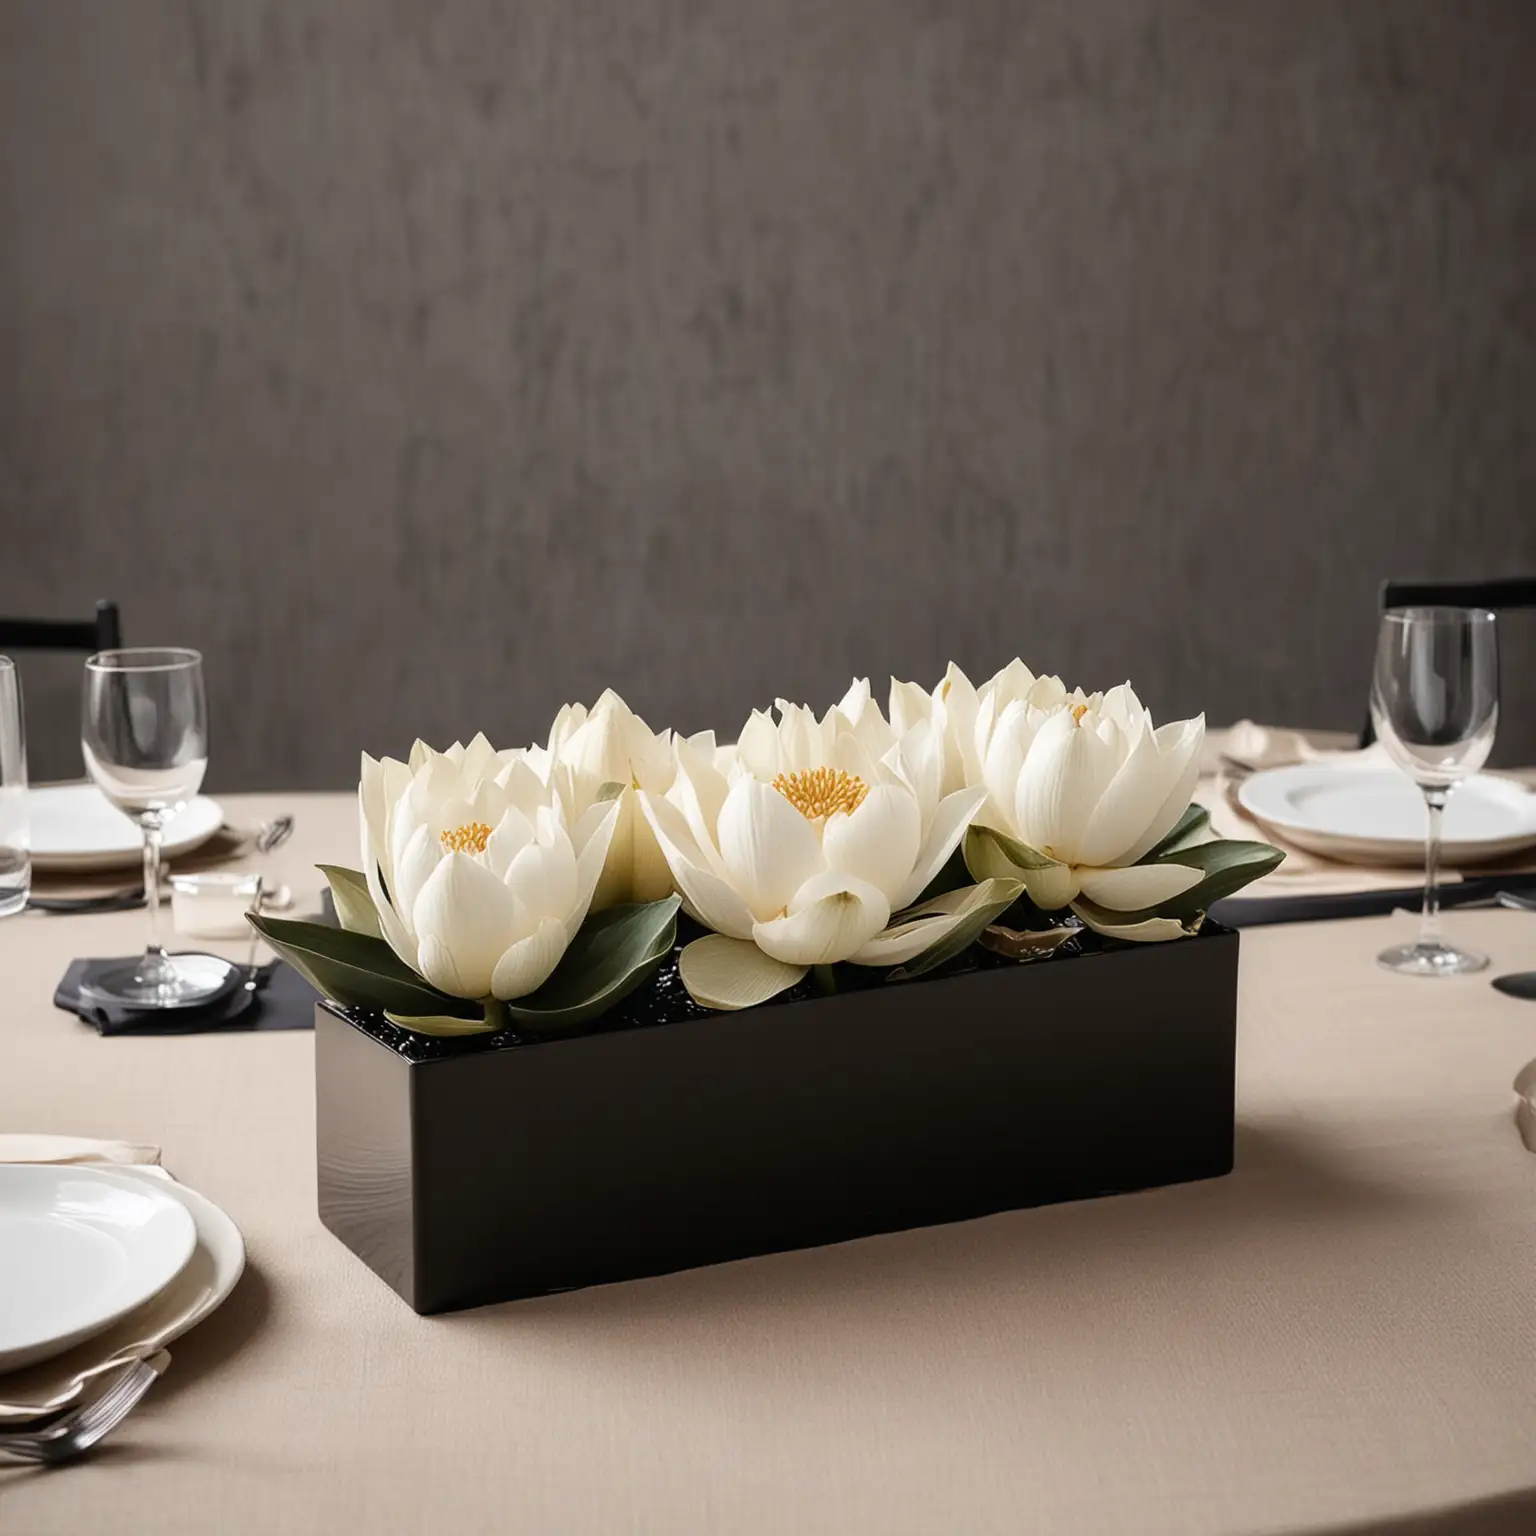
1070 702 1089 724
772 767 869 822
440 821 492 855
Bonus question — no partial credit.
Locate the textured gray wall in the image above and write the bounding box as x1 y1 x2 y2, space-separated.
3 1 1534 788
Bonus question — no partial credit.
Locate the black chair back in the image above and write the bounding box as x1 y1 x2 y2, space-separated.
0 600 121 655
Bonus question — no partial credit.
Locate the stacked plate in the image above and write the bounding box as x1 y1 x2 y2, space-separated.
0 1157 244 1421
29 785 225 872
1237 766 1536 866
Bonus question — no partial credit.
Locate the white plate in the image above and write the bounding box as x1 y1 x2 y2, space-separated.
1238 765 1536 866
0 1166 246 1421
0 1164 198 1373
28 785 224 872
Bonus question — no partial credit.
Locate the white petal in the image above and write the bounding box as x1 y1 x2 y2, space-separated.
376 755 413 872
620 786 675 904
776 701 823 771
677 935 807 1011
460 731 498 781
752 873 890 965
412 854 521 999
468 774 512 831
884 720 942 827
567 799 619 935
734 709 781 780
988 657 1037 709
847 695 895 763
1098 683 1144 732
483 806 535 880
545 702 586 756
979 702 1034 835
490 915 569 1000
936 662 980 785
822 784 922 904
361 815 420 967
834 676 872 724
359 753 387 869
639 792 757 940
717 778 825 922
830 731 881 785
1076 861 1204 911
393 822 445 924
1014 710 1118 865
1116 715 1206 865
1071 899 1197 943
892 784 987 911
850 906 970 965
1072 719 1166 869
496 757 553 818
1021 861 1080 910
1028 675 1070 710
888 677 934 736
504 829 579 926
670 735 731 875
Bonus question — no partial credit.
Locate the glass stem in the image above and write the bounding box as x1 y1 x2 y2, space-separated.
141 813 169 976
1419 787 1446 951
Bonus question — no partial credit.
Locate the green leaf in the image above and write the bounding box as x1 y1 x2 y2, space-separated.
1142 803 1212 860
678 934 806 1010
964 827 1075 911
504 896 680 1035
384 999 505 1037
888 878 1026 981
1150 838 1285 919
247 913 481 1021
317 864 383 939
965 825 1062 873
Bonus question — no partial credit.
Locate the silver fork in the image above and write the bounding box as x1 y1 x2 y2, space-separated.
0 1354 167 1464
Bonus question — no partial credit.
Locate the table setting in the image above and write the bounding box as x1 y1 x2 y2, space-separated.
2 613 1535 1534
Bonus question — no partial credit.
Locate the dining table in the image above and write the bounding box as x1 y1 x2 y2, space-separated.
3 784 1536 1536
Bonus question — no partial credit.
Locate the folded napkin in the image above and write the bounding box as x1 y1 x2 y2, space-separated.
54 957 318 1035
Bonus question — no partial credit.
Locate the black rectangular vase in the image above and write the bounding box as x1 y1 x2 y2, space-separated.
316 927 1239 1313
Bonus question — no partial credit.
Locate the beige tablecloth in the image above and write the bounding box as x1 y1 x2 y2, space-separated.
3 792 1536 1536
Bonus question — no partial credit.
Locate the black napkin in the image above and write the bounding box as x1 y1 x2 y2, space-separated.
1211 870 1536 928
54 957 318 1036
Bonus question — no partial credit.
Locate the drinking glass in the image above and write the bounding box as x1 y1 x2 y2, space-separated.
1370 607 1499 976
81 648 223 1004
0 657 27 917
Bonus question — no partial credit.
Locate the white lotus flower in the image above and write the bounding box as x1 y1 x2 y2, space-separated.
540 690 695 910
358 733 618 1001
887 659 1080 800
640 685 996 1008
964 684 1206 940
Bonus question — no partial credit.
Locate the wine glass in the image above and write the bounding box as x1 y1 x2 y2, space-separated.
80 648 228 1005
0 657 26 917
1370 607 1499 977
